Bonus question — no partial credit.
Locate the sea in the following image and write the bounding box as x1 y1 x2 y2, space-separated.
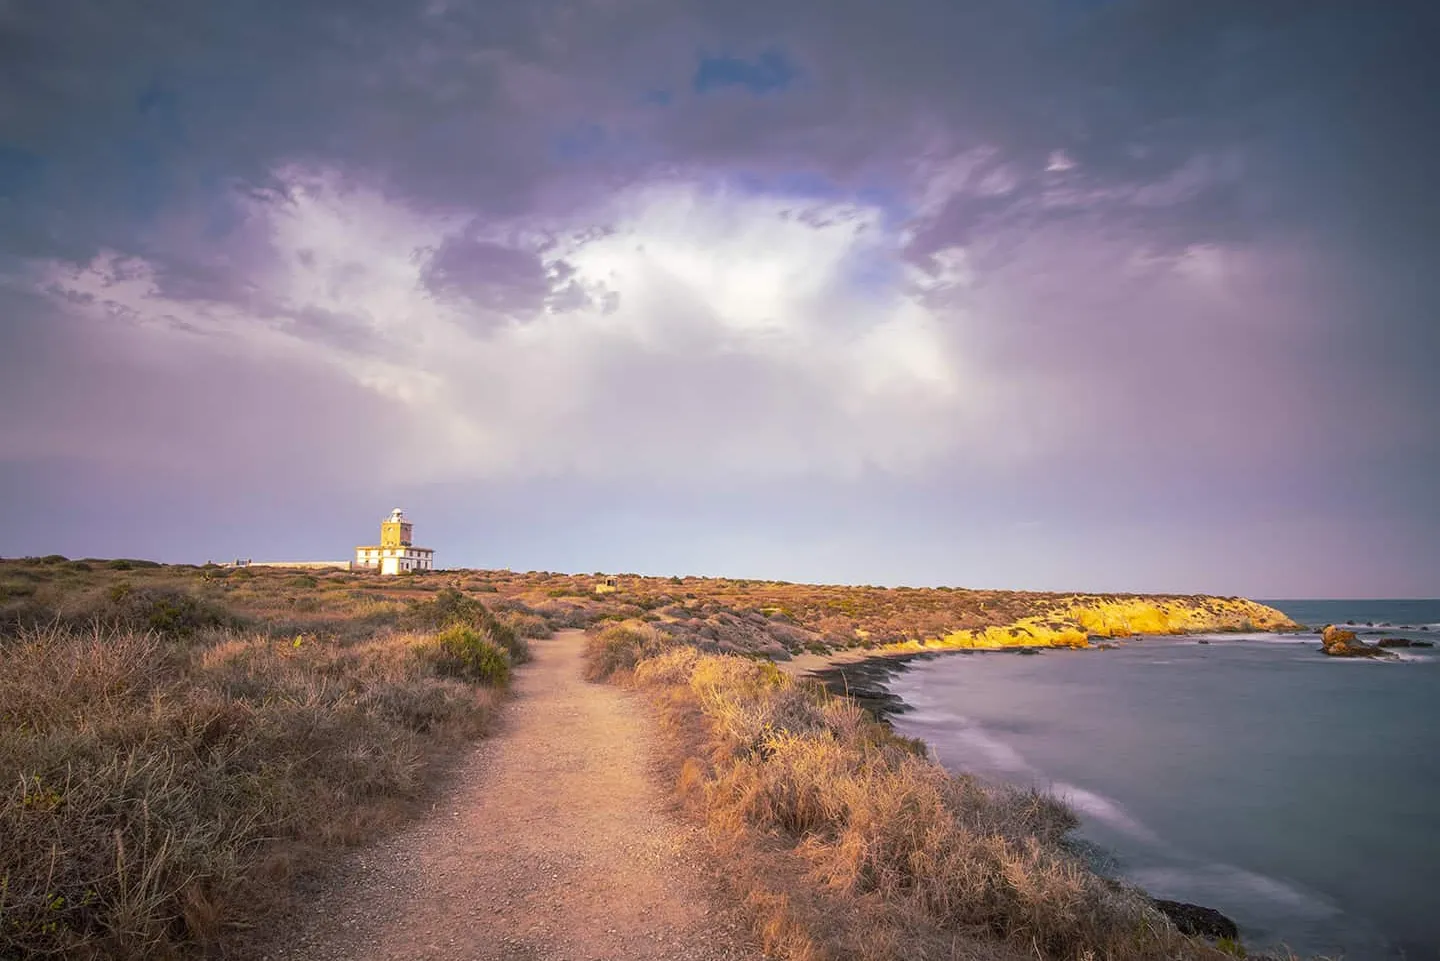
881 600 1440 960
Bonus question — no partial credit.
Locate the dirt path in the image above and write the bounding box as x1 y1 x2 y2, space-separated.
267 630 761 961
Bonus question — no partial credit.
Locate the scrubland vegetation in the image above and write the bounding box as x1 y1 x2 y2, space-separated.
0 556 1291 959
433 567 1293 659
587 622 1243 961
0 558 543 959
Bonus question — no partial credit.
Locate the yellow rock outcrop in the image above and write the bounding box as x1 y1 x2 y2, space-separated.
882 595 1297 652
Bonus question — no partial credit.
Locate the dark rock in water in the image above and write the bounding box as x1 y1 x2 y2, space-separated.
1376 637 1433 648
1095 642 1118 650
1197 639 1211 645
1151 898 1240 940
1017 647 1041 655
1320 624 1396 659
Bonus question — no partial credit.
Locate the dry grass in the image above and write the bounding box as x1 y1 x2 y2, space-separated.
605 630 1232 961
0 557 1294 959
584 622 674 681
472 568 1294 658
0 560 512 960
1 557 1292 661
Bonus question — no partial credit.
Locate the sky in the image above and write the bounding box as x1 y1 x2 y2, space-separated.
1 0 1437 598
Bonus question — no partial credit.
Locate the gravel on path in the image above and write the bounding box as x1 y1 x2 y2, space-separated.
262 629 762 961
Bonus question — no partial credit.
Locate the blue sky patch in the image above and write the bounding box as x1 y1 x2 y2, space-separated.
550 122 609 163
0 144 45 199
728 169 912 227
692 49 798 96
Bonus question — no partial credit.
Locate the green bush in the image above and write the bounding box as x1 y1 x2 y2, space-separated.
405 589 529 664
105 558 161 570
493 623 529 664
429 624 510 686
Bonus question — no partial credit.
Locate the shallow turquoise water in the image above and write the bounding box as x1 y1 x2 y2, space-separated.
886 602 1440 960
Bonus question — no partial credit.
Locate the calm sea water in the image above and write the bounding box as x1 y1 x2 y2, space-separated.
885 600 1440 960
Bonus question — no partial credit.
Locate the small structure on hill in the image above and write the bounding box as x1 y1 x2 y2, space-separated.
595 576 619 594
218 558 350 570
354 509 435 575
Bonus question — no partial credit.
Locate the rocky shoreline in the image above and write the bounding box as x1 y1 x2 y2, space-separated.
801 646 1247 946
804 649 943 720
802 644 1061 720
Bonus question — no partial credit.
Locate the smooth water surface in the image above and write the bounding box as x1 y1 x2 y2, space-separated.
886 601 1440 960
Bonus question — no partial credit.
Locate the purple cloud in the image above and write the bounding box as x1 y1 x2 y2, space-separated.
0 0 1436 595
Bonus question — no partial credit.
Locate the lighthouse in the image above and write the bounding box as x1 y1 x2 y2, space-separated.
354 509 435 575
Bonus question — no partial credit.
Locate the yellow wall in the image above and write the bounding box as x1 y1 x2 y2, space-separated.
380 521 413 547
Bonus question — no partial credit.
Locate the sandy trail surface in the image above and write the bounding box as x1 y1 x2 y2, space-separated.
266 629 761 961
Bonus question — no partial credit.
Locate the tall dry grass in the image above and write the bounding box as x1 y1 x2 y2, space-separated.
0 621 501 959
608 635 1231 961
584 622 673 681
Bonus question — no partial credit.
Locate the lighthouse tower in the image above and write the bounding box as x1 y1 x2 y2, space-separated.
354 509 435 575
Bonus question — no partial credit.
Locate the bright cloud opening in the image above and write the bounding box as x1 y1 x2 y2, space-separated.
35 168 991 483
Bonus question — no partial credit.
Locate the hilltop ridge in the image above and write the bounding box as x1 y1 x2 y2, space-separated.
1 558 1298 662
459 570 1298 658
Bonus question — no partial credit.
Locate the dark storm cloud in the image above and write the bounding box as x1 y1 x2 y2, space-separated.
5 1 1432 266
0 0 563 262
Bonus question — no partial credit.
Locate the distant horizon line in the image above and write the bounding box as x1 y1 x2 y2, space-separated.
2 553 1433 602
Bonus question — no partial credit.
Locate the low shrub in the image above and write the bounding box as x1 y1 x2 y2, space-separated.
105 558 161 571
110 588 235 637
532 600 594 629
583 622 672 681
404 588 530 664
502 611 553 639
427 624 511 687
